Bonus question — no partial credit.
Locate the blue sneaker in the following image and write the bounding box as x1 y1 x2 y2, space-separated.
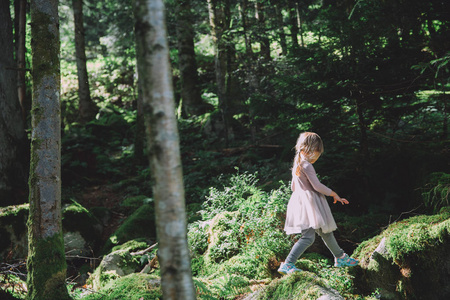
334 253 358 267
278 262 302 275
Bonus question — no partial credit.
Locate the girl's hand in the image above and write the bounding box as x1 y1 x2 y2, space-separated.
330 191 349 205
333 196 349 205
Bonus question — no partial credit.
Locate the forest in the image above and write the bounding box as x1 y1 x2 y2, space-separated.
0 0 449 299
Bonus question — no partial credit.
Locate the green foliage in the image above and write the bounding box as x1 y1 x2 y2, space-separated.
422 172 450 212
188 172 292 280
194 275 252 300
61 104 137 184
81 273 162 300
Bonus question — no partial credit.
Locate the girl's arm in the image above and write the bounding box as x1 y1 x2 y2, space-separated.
303 163 332 195
303 163 349 205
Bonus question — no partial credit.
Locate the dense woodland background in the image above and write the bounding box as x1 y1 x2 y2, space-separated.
0 0 449 299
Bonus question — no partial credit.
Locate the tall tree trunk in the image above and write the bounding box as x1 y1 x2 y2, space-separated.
207 0 234 143
15 0 27 121
288 1 300 53
239 0 253 57
272 0 287 56
134 78 145 163
134 0 196 299
27 1 70 299
0 0 28 205
296 2 305 47
72 0 98 123
176 0 205 116
254 0 271 60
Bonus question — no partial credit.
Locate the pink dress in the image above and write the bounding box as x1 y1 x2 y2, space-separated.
284 160 337 234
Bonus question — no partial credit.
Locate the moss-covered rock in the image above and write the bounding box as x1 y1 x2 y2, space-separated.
62 200 103 254
250 271 344 300
102 203 156 254
89 248 141 290
0 204 28 260
83 273 162 300
353 207 450 299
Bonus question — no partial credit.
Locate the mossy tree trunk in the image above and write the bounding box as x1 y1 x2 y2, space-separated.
26 0 70 299
0 0 28 206
134 0 196 299
72 0 98 123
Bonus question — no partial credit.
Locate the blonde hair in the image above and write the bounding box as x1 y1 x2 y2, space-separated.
292 132 324 176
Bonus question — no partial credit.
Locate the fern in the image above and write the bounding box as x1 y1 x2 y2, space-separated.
422 172 450 213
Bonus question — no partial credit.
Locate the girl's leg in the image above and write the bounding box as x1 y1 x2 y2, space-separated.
316 229 344 258
285 228 315 264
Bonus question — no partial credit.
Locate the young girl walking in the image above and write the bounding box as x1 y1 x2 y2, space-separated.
278 132 358 275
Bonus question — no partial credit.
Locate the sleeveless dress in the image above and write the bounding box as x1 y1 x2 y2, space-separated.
284 160 337 235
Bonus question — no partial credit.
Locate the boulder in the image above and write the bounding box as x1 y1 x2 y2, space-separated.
353 207 450 300
89 249 140 290
0 204 28 260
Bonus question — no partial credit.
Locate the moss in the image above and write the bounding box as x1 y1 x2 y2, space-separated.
121 195 153 211
102 203 156 254
353 207 450 299
256 272 327 300
0 204 29 254
110 239 150 253
62 200 101 245
26 233 71 300
84 273 161 300
194 275 251 299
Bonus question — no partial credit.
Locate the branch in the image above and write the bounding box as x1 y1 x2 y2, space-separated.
130 243 158 256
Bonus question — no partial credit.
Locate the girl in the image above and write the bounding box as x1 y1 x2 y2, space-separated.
278 132 358 275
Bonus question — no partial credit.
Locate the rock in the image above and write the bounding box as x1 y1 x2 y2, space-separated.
354 207 450 300
0 204 28 260
64 231 90 258
90 249 140 290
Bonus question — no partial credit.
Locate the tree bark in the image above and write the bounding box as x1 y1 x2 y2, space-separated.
176 0 205 116
15 0 27 121
288 1 300 53
134 0 196 299
254 0 271 60
26 0 70 299
207 0 234 143
0 0 28 205
272 0 287 56
72 0 98 123
239 0 253 57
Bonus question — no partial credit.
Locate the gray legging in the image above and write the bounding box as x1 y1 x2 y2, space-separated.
285 227 344 264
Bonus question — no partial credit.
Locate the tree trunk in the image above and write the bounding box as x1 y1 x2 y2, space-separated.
207 0 234 143
26 1 70 299
239 0 253 57
296 2 305 47
254 0 271 60
134 78 146 164
134 0 196 299
0 0 28 205
176 0 205 116
15 0 27 122
288 1 300 53
72 0 98 123
273 1 287 56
